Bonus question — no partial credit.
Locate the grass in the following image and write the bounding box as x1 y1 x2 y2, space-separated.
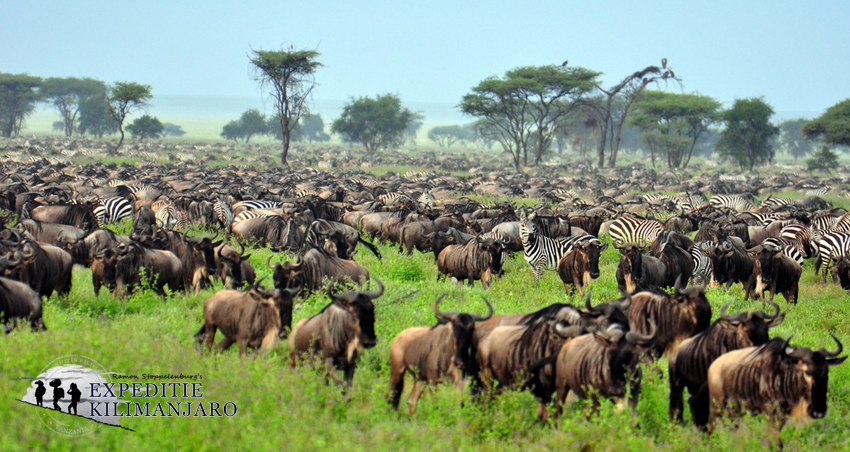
2 233 849 451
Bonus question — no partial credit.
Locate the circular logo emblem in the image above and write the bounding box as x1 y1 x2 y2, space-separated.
26 355 113 437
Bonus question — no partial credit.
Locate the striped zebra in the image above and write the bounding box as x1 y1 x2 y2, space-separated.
213 200 233 230
779 223 813 257
718 174 747 182
93 197 133 228
417 191 438 207
813 231 850 282
294 188 318 198
805 187 830 196
519 212 599 281
760 195 793 209
125 184 158 194
812 213 840 231
348 178 379 188
608 216 664 247
151 200 180 230
830 211 850 233
231 200 282 215
710 194 754 211
231 210 279 225
689 241 716 285
378 192 409 205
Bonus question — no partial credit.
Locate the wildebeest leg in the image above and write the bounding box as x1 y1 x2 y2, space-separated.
407 380 424 414
204 324 217 352
324 357 345 387
669 373 685 422
389 368 405 410
690 384 711 430
238 340 247 357
216 337 235 352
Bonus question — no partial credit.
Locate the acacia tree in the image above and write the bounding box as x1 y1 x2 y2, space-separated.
127 115 164 140
716 97 779 171
108 82 152 152
628 91 720 168
300 113 330 142
584 60 681 167
78 95 118 138
803 98 850 148
0 73 41 138
332 94 416 152
40 77 106 136
460 65 600 170
249 48 321 165
428 125 473 147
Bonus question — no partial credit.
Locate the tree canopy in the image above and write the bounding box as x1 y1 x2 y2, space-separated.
331 94 416 152
40 77 106 136
299 113 330 142
628 91 721 168
807 146 839 173
460 65 600 170
778 118 817 159
108 81 152 151
803 98 850 148
126 114 164 140
250 48 322 165
78 94 119 138
0 72 42 138
428 125 473 148
716 97 779 171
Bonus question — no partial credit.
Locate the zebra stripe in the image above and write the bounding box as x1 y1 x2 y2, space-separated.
608 216 664 247
762 237 805 265
213 200 233 229
689 241 715 285
93 197 133 227
710 194 754 211
519 215 598 281
761 195 793 208
813 231 850 282
232 200 282 212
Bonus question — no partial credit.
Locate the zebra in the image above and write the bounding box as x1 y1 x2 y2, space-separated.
812 213 840 231
689 241 716 286
378 192 409 205
213 200 233 230
779 223 814 257
813 231 850 283
93 196 133 228
709 194 754 211
417 191 438 207
805 187 830 196
518 212 599 281
231 210 281 225
718 174 747 182
151 199 181 230
125 184 158 194
294 188 318 198
760 195 793 209
608 216 664 247
231 200 282 215
830 211 850 233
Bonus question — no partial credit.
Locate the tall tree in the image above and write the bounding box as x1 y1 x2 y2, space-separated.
300 113 330 142
108 82 152 152
238 109 268 143
428 125 472 147
803 98 850 148
460 65 600 170
78 94 118 138
40 77 106 136
249 48 322 165
0 73 41 138
778 118 817 159
584 60 680 167
331 94 415 152
628 91 721 168
716 97 779 171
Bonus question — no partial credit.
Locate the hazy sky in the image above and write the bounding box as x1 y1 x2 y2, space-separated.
3 1 847 119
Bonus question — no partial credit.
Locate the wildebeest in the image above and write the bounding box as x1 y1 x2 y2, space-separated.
626 279 711 358
710 238 755 294
751 243 802 304
100 242 184 295
15 219 85 247
389 295 493 412
214 242 255 289
707 336 846 432
194 282 296 356
0 273 46 332
653 240 695 289
557 240 608 296
163 231 221 294
1 239 73 298
305 219 382 259
132 205 156 236
288 278 383 392
553 322 657 417
436 236 504 289
668 300 784 427
272 247 370 295
25 203 98 231
616 244 667 294
232 216 299 250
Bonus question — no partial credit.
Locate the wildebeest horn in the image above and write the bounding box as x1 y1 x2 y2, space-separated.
266 255 276 269
238 242 248 258
433 294 456 321
782 335 795 356
761 299 780 320
719 301 733 320
673 275 683 295
20 242 36 259
819 334 843 358
363 277 384 299
471 298 494 322
584 289 597 312
553 322 583 339
626 319 657 345
327 278 358 305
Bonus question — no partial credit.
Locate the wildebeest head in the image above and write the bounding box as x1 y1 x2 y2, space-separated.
669 277 711 335
757 243 787 285
583 240 608 279
592 320 657 396
272 257 303 290
619 244 644 282
326 277 384 349
217 243 251 288
717 299 784 346
248 280 297 338
584 290 631 331
836 257 850 290
782 336 846 419
432 294 493 370
188 234 223 277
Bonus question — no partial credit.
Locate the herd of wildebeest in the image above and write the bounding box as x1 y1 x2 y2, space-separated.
1 137 848 437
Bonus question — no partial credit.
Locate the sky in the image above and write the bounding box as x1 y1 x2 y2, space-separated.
3 0 848 124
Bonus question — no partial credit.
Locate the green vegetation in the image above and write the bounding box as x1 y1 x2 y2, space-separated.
716 97 780 171
126 114 164 140
807 146 840 173
332 93 417 153
2 206 848 449
0 72 42 137
804 98 850 148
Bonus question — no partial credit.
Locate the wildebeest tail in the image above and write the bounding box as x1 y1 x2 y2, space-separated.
359 237 382 259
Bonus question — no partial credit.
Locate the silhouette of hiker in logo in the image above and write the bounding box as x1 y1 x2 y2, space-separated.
67 383 81 415
34 381 46 407
49 379 64 411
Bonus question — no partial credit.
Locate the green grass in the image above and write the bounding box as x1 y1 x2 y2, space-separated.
2 237 849 451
